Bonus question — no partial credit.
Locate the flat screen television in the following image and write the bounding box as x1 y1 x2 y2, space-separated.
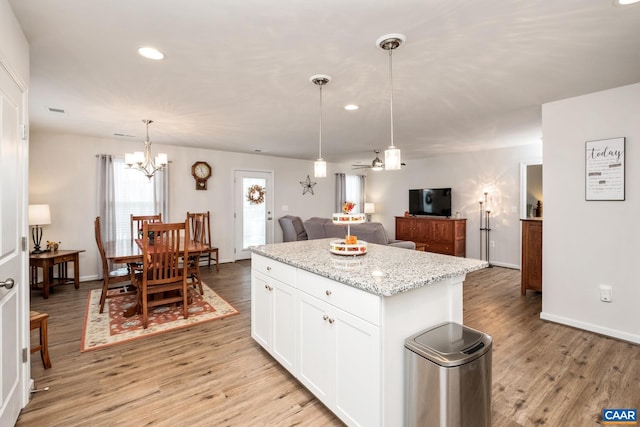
409 188 452 217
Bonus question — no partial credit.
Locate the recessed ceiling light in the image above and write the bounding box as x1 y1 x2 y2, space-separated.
344 104 359 111
614 0 640 5
138 47 164 60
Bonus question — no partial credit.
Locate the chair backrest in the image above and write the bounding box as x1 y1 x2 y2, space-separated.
141 220 188 286
130 213 162 240
186 211 211 247
94 217 109 274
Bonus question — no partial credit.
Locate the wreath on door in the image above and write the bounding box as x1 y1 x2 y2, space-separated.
246 184 265 205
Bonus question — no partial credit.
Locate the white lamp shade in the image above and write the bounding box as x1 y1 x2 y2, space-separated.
364 203 375 214
384 146 401 170
29 204 51 226
314 160 327 178
156 153 168 166
133 151 145 164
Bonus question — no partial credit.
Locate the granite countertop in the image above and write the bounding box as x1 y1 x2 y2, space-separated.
251 239 488 297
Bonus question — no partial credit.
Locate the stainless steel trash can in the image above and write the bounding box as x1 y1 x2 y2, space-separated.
405 322 492 427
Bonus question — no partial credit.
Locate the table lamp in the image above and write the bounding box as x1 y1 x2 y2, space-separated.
29 204 51 254
364 203 375 222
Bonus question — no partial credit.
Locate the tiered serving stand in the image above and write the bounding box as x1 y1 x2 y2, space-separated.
329 213 368 256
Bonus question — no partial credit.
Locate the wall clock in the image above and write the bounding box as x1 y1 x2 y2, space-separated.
191 161 212 190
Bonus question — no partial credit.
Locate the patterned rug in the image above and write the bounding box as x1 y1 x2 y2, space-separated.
81 283 238 352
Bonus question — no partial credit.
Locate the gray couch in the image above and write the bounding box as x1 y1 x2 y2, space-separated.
278 215 415 249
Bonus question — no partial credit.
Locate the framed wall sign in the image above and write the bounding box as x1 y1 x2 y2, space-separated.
585 137 625 201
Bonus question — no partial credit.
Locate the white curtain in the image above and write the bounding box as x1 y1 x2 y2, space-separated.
96 154 117 243
335 173 346 213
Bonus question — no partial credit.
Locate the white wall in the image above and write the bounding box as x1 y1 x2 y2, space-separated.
363 143 542 268
542 82 640 344
29 131 347 280
0 0 29 86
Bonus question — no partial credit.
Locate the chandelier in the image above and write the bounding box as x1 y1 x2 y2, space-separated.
125 119 168 179
377 34 405 171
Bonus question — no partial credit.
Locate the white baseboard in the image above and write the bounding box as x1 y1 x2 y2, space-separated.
540 311 640 345
487 261 520 270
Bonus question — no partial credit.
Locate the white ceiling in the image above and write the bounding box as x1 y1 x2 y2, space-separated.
9 0 640 164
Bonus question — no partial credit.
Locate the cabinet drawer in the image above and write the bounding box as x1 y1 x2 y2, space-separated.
252 254 297 285
425 243 453 255
297 269 380 326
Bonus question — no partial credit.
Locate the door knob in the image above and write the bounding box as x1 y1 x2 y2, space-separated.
0 278 15 289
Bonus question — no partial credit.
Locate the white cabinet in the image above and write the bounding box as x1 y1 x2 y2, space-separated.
251 253 464 426
298 291 381 427
251 259 297 375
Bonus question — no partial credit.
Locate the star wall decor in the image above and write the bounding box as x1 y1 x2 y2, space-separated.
300 174 316 195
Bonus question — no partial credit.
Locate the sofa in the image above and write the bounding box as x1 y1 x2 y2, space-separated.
278 215 416 249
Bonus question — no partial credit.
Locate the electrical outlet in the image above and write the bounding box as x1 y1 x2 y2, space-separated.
490 240 495 248
282 205 288 211
599 285 612 302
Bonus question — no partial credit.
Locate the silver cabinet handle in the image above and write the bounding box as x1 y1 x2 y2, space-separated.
325 290 332 296
268 285 273 291
328 318 335 324
323 314 329 321
266 266 272 271
0 278 14 289
264 284 269 289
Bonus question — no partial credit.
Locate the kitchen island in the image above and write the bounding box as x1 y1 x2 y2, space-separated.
251 239 487 426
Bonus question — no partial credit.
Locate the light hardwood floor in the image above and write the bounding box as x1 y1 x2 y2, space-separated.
19 262 639 426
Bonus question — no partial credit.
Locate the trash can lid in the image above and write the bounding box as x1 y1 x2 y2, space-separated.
405 322 492 367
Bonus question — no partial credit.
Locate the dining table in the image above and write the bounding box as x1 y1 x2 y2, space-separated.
103 238 211 317
103 238 210 264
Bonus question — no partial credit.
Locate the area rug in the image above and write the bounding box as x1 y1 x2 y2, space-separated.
81 283 238 352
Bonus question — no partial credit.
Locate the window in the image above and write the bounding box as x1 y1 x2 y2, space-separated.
335 173 365 213
112 157 166 239
345 174 363 213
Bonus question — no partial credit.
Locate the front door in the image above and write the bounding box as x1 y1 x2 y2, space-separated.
0 64 29 424
234 170 274 260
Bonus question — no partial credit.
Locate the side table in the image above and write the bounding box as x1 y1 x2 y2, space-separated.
30 249 85 299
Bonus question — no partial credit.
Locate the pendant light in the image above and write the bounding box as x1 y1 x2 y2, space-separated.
310 74 331 178
376 34 405 171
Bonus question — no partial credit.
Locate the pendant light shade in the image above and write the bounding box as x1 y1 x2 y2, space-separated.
377 34 405 171
314 160 326 178
310 74 331 178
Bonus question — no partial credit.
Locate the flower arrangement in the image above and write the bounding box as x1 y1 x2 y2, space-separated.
342 201 356 214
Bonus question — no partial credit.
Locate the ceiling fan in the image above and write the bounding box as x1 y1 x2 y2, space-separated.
351 150 406 171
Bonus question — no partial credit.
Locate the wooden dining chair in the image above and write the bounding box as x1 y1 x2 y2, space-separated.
130 213 162 240
129 213 162 271
133 220 189 329
187 211 219 271
95 217 137 313
185 212 205 295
